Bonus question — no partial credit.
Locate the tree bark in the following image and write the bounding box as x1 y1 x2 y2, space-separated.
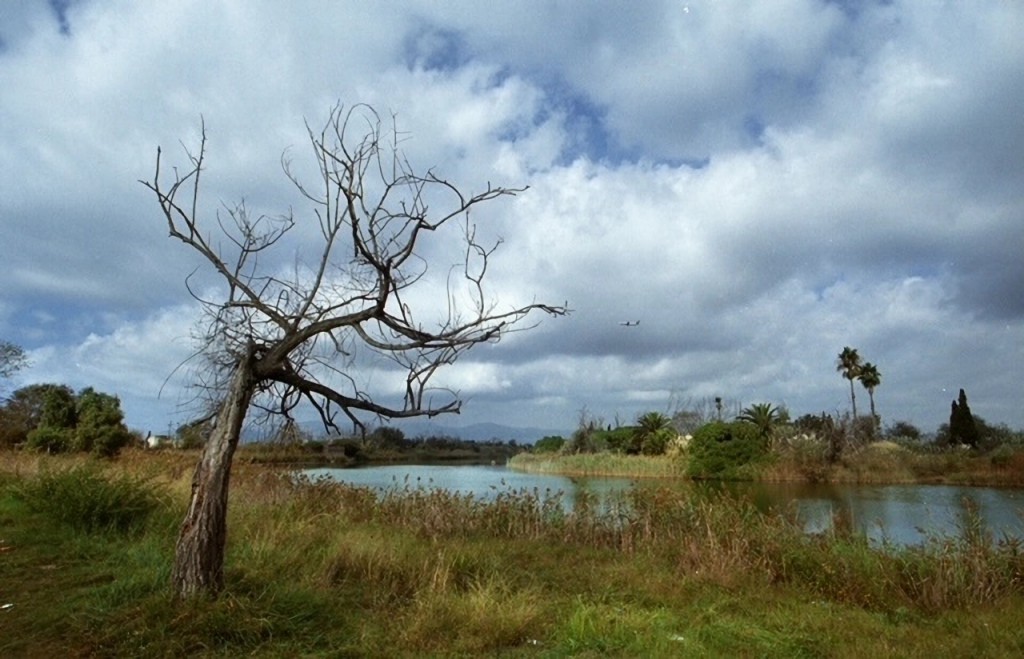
171 358 255 598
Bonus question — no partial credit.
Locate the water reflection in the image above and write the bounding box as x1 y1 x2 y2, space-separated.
710 481 1024 546
303 465 1024 547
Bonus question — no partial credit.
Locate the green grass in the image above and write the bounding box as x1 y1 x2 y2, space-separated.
1 451 1024 656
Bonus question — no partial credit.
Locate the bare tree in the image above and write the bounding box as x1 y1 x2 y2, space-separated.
667 393 741 434
141 104 567 598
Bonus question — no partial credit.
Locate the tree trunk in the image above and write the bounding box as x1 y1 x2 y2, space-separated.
171 358 255 598
848 378 858 419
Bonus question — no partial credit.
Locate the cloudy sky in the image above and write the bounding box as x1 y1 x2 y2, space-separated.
1 0 1022 438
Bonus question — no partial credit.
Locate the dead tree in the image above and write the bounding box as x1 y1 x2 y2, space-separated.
142 104 567 598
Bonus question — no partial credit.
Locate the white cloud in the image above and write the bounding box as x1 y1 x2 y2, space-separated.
2 0 1022 436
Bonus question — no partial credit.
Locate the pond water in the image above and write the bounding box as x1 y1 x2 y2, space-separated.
302 464 1024 547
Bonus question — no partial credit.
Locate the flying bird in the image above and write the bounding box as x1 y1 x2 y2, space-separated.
619 320 640 327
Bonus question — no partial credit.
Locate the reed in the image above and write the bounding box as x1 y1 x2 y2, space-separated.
2 452 1023 656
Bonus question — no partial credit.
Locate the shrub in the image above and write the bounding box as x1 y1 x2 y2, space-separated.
329 437 365 459
533 435 565 453
601 427 636 454
686 422 768 480
75 421 134 457
24 426 73 454
14 465 165 534
73 388 134 457
885 420 922 442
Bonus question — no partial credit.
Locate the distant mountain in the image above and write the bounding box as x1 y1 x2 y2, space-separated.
239 418 568 445
394 420 568 444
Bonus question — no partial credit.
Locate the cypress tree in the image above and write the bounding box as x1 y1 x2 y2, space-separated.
949 388 980 448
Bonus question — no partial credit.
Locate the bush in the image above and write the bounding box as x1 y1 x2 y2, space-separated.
329 437 365 459
601 427 636 454
533 435 565 453
73 388 134 457
14 465 165 534
885 420 922 442
639 429 672 455
24 426 73 454
686 422 768 480
77 422 134 457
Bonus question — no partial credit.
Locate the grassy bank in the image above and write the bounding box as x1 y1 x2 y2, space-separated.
2 450 1024 656
507 451 685 478
510 442 1024 487
762 440 1024 486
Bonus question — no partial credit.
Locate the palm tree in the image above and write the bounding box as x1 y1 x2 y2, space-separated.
858 362 881 428
836 347 862 418
634 411 674 455
736 403 782 440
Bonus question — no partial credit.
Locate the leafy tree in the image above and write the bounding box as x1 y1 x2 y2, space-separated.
0 383 69 448
142 105 567 598
74 388 133 457
1 340 28 383
19 385 132 457
368 426 409 450
736 403 783 440
884 420 921 442
858 362 881 430
38 384 77 430
836 347 862 418
24 385 78 452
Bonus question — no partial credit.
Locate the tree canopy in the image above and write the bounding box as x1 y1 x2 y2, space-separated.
0 383 134 456
0 340 28 388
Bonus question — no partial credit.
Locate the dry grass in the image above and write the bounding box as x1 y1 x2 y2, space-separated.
4 449 1024 655
224 467 1024 614
758 441 1024 486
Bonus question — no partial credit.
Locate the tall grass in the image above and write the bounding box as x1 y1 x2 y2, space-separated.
2 451 1024 655
737 439 1024 486
239 469 1024 614
13 463 167 534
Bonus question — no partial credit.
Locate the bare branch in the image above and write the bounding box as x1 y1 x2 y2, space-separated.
146 103 570 597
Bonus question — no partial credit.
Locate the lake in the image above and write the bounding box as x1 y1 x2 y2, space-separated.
302 464 1024 547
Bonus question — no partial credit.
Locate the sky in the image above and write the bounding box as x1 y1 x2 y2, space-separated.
1 0 1022 439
